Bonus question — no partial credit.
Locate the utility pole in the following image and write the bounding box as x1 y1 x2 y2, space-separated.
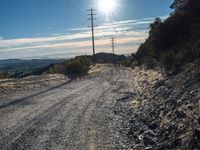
87 8 96 66
111 38 116 64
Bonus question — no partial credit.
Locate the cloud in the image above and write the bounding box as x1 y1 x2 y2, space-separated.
70 15 168 32
2 36 145 52
0 16 167 59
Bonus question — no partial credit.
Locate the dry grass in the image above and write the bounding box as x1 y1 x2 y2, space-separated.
88 64 110 75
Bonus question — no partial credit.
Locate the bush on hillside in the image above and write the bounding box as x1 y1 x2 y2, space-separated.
65 57 91 76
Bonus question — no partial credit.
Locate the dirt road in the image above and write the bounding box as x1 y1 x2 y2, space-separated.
0 66 134 150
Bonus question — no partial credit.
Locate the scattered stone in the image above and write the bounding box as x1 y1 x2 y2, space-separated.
112 64 200 149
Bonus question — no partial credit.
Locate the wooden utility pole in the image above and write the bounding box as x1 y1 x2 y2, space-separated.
87 9 96 66
111 38 116 64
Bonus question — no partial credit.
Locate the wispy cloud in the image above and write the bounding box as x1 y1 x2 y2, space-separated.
0 16 167 59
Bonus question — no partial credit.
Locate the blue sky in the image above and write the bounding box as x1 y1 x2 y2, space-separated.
0 0 173 59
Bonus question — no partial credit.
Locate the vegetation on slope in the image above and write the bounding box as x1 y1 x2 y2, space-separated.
136 0 200 73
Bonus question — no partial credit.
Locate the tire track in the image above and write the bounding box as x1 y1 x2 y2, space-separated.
0 79 97 149
0 66 133 150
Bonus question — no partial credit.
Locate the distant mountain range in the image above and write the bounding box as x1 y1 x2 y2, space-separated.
0 59 65 74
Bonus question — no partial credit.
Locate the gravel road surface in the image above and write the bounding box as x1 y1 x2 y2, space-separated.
0 66 133 150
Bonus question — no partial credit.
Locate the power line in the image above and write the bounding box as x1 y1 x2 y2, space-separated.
111 37 116 64
87 8 97 66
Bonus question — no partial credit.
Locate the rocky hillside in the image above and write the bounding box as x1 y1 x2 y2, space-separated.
114 64 200 149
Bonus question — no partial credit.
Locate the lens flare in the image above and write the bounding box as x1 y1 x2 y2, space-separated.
98 0 117 14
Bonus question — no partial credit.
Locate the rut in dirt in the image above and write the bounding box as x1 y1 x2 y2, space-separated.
0 66 133 150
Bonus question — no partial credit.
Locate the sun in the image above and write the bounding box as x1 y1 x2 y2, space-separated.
98 0 117 14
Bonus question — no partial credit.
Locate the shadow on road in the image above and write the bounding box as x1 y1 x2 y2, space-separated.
0 79 73 109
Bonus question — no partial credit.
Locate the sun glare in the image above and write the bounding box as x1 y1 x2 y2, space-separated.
98 0 117 14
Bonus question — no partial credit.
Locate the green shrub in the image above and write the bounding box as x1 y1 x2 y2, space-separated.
121 59 132 67
0 73 9 79
47 56 91 77
66 57 91 76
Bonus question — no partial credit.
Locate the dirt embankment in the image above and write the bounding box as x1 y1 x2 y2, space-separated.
114 64 200 149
